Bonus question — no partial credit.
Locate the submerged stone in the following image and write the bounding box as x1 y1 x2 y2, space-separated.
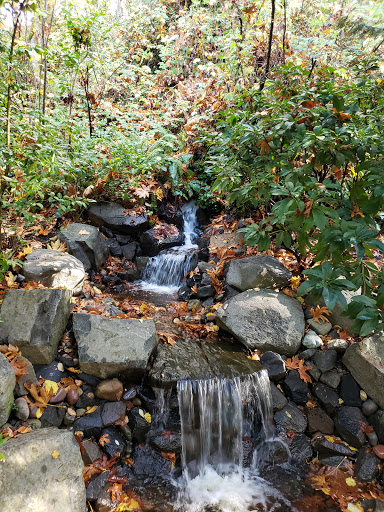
147 338 263 389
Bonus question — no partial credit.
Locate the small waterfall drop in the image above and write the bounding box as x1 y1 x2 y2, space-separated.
175 370 291 512
141 201 199 291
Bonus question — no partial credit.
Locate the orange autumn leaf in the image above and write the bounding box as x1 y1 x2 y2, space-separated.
157 331 178 346
161 451 176 466
108 482 125 504
10 357 28 381
285 356 313 384
256 137 271 155
310 306 330 324
99 433 111 447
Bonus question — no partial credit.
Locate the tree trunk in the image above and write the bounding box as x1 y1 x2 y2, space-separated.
259 0 276 91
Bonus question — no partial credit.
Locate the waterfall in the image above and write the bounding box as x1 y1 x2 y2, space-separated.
141 201 199 290
175 370 291 512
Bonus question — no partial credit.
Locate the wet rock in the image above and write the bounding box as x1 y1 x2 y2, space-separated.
148 338 262 388
299 348 316 360
0 428 86 512
128 407 151 443
197 285 215 299
73 314 158 379
101 401 126 427
343 334 384 409
14 357 37 397
319 455 349 467
260 352 286 381
312 350 337 372
88 202 149 235
58 223 109 271
123 385 137 401
302 330 323 349
307 318 332 335
362 399 379 417
320 371 341 389
270 383 288 411
73 404 104 437
327 339 349 353
140 227 184 257
369 411 384 444
216 289 305 356
96 379 124 402
132 444 173 478
99 426 127 458
312 383 341 415
289 434 313 465
14 397 29 421
136 256 149 273
36 361 67 383
334 406 367 448
148 431 182 454
307 363 321 382
70 372 100 388
0 353 15 427
226 255 292 292
274 403 307 433
306 406 334 434
282 370 309 404
81 439 104 465
311 433 357 457
121 242 138 261
77 390 99 410
261 465 306 501
40 403 66 428
105 239 122 257
86 471 109 501
354 449 380 482
22 249 85 295
137 385 156 414
368 432 379 447
339 374 362 407
94 485 114 512
178 285 192 300
0 289 72 364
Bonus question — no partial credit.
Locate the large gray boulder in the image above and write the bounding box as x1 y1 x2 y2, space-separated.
216 289 305 356
148 339 263 388
0 353 15 427
88 202 149 235
226 255 292 292
343 333 384 409
73 313 158 379
0 289 72 364
209 232 244 249
0 428 86 512
22 249 85 295
58 223 109 271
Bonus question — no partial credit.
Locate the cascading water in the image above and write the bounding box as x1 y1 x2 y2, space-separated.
140 201 199 291
174 370 292 512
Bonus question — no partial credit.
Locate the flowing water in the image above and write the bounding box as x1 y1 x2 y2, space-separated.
148 371 294 512
126 201 199 302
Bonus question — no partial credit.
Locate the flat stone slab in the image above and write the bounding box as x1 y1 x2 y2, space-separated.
73 313 158 379
0 289 72 364
0 428 86 512
216 289 305 356
226 255 292 292
88 202 149 235
22 249 85 295
58 223 109 271
0 353 15 427
148 339 263 389
209 232 244 249
343 333 384 409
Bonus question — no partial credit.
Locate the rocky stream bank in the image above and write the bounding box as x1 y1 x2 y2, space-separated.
0 201 384 512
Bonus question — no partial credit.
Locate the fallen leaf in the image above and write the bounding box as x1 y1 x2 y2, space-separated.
51 450 59 459
285 356 312 383
310 306 330 324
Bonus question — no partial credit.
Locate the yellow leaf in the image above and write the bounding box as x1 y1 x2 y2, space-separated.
49 239 67 252
36 408 43 419
51 450 59 459
86 406 98 414
78 229 91 235
44 380 59 395
346 477 357 487
144 412 151 424
155 187 164 201
5 272 17 288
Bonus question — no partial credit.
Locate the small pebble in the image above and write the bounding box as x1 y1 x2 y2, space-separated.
327 339 348 353
15 397 29 421
362 399 379 417
373 445 384 458
76 408 86 417
360 390 368 401
302 330 323 349
49 387 67 404
132 397 141 407
368 433 379 447
66 388 80 405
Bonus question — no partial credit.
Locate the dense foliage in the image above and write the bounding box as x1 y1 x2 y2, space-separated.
0 0 383 335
